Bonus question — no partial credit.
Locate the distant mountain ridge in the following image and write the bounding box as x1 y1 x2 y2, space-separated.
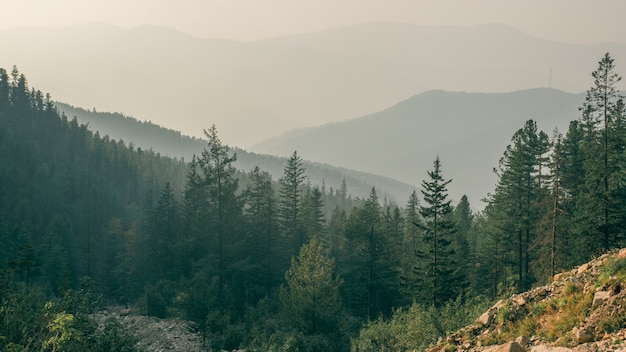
2 22 623 148
56 102 416 202
252 88 585 208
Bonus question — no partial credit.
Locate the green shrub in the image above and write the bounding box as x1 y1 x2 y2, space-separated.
599 257 626 282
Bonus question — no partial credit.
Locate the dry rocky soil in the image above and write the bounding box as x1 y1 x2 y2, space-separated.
429 248 626 352
91 307 206 352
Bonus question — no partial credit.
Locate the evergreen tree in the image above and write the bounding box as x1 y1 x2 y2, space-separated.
413 157 459 306
581 53 624 249
344 188 397 318
278 151 307 252
185 125 241 303
488 120 549 291
548 130 564 278
326 206 347 262
243 166 278 299
559 121 588 266
453 195 473 290
151 182 179 281
279 239 344 339
302 185 325 242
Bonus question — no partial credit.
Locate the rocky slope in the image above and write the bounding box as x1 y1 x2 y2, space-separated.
91 306 205 351
429 249 626 352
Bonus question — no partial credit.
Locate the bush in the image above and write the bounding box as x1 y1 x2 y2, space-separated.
143 283 167 318
93 321 139 352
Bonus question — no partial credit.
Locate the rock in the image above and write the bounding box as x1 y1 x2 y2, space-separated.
484 341 525 352
577 263 590 275
494 299 506 310
554 272 565 281
572 326 594 344
516 335 529 347
478 309 495 326
513 295 527 306
531 345 573 352
592 291 611 308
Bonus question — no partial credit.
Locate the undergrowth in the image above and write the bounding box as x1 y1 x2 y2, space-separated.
492 281 593 346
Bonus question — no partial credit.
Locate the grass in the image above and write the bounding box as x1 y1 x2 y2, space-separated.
488 285 593 347
598 256 626 283
477 255 626 349
541 290 593 343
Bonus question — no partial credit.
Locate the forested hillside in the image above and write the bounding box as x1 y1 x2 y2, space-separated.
1 53 625 352
54 102 415 202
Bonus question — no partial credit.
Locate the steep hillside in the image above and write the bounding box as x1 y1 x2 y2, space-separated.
56 102 416 201
252 88 584 207
430 249 626 352
1 22 623 147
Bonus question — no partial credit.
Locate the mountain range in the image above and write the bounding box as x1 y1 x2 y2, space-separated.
58 86 585 209
1 22 623 148
252 88 585 207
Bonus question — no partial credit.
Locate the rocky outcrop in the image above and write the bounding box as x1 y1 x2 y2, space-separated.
91 306 205 352
428 249 626 352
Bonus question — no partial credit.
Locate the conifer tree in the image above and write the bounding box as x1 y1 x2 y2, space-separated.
302 185 325 242
413 157 459 306
548 130 563 278
278 151 307 251
279 239 343 338
196 125 241 299
243 166 278 299
151 182 179 280
489 120 548 291
572 53 625 253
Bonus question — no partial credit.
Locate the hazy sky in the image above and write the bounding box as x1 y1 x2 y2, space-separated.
3 0 626 44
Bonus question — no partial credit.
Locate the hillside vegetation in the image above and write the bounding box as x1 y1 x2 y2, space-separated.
355 249 626 352
437 249 626 352
55 102 416 202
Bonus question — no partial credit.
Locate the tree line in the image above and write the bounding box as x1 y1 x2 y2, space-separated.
0 53 624 351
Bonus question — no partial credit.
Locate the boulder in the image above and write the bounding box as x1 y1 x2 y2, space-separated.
592 291 611 309
577 263 590 275
572 326 594 344
478 309 495 326
484 341 525 352
531 346 573 352
515 335 529 347
619 248 626 259
513 295 527 306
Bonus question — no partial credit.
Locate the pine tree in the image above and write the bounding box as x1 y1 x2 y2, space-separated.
548 130 563 278
196 125 241 300
572 53 625 254
414 157 459 306
280 239 343 335
151 182 179 280
583 53 624 249
243 166 278 299
488 120 548 291
278 151 307 251
302 185 325 242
